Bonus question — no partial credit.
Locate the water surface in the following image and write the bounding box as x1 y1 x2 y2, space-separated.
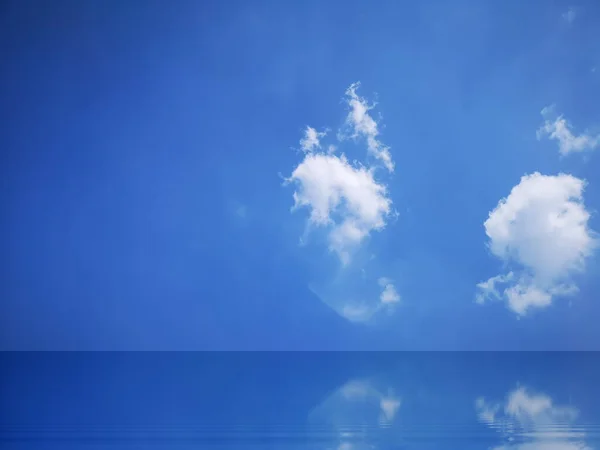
2 353 599 449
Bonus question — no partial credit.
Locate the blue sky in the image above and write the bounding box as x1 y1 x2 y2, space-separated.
1 0 600 349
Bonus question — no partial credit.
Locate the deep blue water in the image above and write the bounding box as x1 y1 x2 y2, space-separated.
1 353 599 449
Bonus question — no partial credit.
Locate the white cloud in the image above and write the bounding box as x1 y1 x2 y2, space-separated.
477 173 597 316
485 173 592 277
288 152 391 263
286 84 395 264
477 387 588 450
300 126 326 153
378 277 400 304
503 281 554 316
286 83 400 324
562 7 577 24
343 82 394 172
537 106 600 156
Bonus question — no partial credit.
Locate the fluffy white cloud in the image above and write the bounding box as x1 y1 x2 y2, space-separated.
288 153 391 263
286 83 395 265
537 106 600 156
299 126 326 152
477 173 597 316
477 387 588 450
286 83 400 324
343 82 394 172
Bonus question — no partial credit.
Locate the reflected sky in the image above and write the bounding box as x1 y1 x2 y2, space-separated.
1 353 599 449
476 387 588 450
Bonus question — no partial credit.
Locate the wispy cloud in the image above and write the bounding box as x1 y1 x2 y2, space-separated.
299 126 327 153
537 106 600 156
476 173 597 316
341 302 380 323
475 272 514 305
341 82 395 173
562 7 577 24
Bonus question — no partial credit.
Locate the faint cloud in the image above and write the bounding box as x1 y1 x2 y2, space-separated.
340 380 377 400
475 397 500 424
537 106 600 155
562 7 577 24
336 277 400 323
228 200 249 222
492 444 589 450
476 173 597 316
341 302 380 323
378 277 400 304
235 204 247 219
379 395 401 422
